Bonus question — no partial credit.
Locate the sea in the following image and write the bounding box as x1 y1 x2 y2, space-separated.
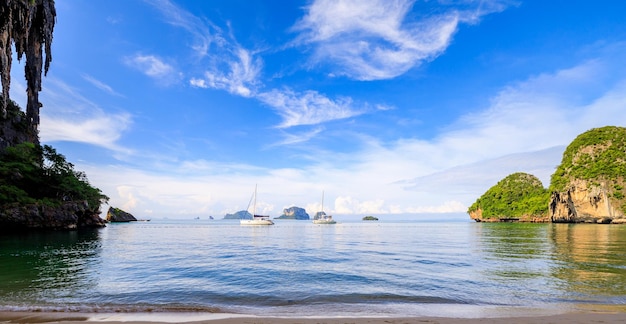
1 213 626 319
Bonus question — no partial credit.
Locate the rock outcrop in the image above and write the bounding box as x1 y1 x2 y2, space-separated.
276 206 310 220
0 201 106 231
106 207 137 222
548 126 626 223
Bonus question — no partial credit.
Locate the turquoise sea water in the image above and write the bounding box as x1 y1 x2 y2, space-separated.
1 214 626 317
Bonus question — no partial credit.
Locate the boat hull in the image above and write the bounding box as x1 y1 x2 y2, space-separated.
313 216 336 224
240 218 274 225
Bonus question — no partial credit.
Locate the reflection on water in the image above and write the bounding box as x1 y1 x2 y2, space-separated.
1 220 625 314
549 224 626 302
0 230 102 306
476 223 626 305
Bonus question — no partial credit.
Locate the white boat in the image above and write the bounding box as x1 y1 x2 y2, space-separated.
240 185 274 226
313 191 336 224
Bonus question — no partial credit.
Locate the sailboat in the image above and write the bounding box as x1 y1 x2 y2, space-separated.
313 191 336 224
240 185 274 226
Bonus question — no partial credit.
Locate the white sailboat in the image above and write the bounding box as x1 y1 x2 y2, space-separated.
313 191 336 224
240 185 274 226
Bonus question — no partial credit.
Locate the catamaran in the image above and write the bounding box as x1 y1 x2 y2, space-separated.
313 191 336 224
240 185 274 226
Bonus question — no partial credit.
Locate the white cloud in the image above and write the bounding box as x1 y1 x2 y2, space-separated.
41 113 132 152
258 88 363 128
195 48 263 98
37 78 133 153
145 0 262 97
124 54 180 82
82 74 124 97
270 127 325 146
84 44 626 218
144 0 222 58
292 0 510 80
146 0 383 132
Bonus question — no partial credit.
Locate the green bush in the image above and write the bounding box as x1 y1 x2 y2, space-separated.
550 126 626 192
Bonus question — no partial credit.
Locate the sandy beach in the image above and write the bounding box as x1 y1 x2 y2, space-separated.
1 312 626 324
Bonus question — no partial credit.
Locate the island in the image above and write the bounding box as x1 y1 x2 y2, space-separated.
469 126 626 223
224 210 252 219
363 215 379 221
275 206 310 220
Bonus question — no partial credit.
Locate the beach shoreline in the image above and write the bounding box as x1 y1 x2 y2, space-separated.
1 311 626 324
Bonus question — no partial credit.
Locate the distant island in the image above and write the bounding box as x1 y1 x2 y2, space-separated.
469 126 626 224
275 206 310 220
106 207 137 222
363 216 379 221
224 210 253 219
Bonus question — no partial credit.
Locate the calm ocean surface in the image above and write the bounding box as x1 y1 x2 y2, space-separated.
1 214 626 318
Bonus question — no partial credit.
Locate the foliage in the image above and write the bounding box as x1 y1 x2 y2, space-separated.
468 172 550 218
0 142 108 211
550 126 626 191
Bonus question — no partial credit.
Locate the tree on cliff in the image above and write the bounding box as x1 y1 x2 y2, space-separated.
0 0 56 132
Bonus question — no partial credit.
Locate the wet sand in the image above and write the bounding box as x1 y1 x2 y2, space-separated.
1 312 626 324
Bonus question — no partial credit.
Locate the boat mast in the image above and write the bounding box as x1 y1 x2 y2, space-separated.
321 190 324 217
253 184 258 217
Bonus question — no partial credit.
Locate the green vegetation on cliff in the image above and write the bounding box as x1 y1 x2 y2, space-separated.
550 126 626 213
550 126 626 192
468 172 549 219
0 142 109 212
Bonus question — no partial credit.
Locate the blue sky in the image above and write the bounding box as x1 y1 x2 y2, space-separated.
9 0 626 218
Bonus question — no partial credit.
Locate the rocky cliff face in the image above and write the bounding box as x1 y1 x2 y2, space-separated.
550 180 626 223
0 99 38 150
106 207 137 222
0 201 106 231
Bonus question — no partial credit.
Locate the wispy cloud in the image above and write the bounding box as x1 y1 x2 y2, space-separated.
81 74 124 97
270 127 325 147
144 0 261 96
145 0 386 132
144 0 222 57
38 78 133 154
124 54 176 79
258 88 363 128
190 47 263 98
41 113 132 152
292 0 511 80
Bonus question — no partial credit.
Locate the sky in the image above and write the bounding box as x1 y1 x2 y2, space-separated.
8 0 626 219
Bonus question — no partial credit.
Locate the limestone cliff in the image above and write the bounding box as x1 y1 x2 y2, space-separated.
0 99 38 150
549 126 626 223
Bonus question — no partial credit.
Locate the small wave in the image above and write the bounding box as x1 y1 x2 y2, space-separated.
0 303 224 314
